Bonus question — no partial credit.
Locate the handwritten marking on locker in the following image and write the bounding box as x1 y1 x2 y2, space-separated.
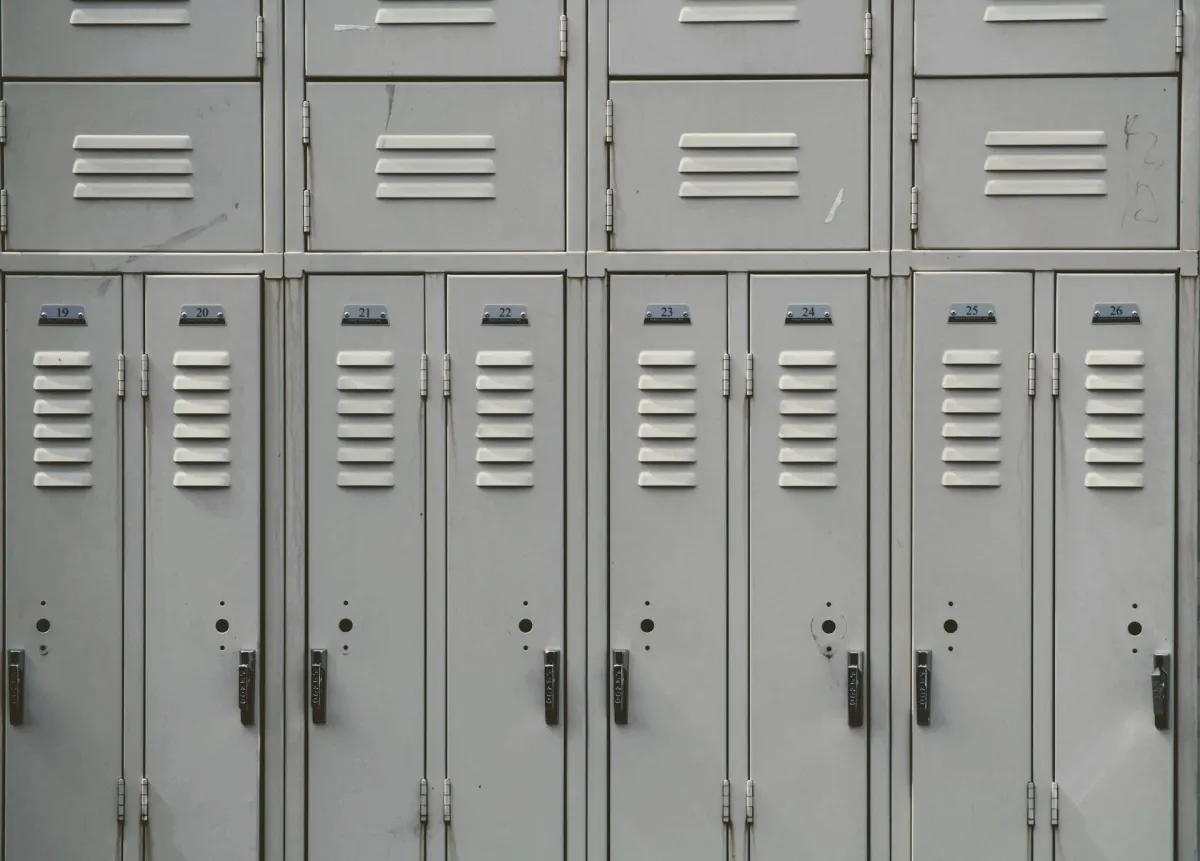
824 188 845 224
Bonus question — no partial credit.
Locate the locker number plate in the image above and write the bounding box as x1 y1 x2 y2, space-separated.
179 304 226 325
785 303 833 324
38 304 86 325
482 304 528 324
1093 303 1141 324
948 303 996 323
644 304 690 324
343 304 389 325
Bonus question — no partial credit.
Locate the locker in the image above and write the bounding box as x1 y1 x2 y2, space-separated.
305 0 562 78
306 83 564 252
3 277 125 861
608 275 728 861
747 275 869 859
608 0 868 77
914 78 1179 250
1 83 263 252
609 81 868 251
2 0 261 78
143 276 261 860
911 273 1033 861
1053 274 1176 861
444 276 565 860
306 277 427 860
915 0 1178 76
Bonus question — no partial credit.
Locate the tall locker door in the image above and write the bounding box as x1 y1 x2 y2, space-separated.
1053 275 1176 860
747 276 869 860
143 276 261 859
444 276 566 859
608 275 728 861
3 277 124 861
306 277 427 859
911 273 1033 861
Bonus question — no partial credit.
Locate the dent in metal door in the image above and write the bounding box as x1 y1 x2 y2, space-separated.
915 0 1177 76
445 276 565 860
1053 274 1175 861
306 277 427 861
609 81 868 251
608 275 727 861
144 276 261 861
2 0 260 78
914 78 1178 249
609 0 867 76
2 83 263 252
307 83 563 252
748 275 868 860
911 273 1032 861
305 0 562 78
3 277 123 861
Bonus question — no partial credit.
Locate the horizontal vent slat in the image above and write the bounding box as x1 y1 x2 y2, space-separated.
337 398 395 416
173 471 232 488
34 399 93 416
173 373 231 392
779 470 837 488
338 471 396 488
338 422 396 440
34 422 92 440
337 374 395 392
174 399 231 416
476 471 535 488
173 447 231 464
35 471 93 488
477 351 534 367
477 398 534 416
34 447 92 464
337 350 395 367
477 423 535 440
33 351 92 368
638 397 697 416
173 350 231 368
679 2 800 23
639 421 697 440
638 471 697 488
33 374 92 392
338 446 396 464
174 422 231 440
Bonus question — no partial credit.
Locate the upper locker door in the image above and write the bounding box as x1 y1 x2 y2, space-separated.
911 273 1033 861
747 276 869 860
608 276 728 861
1053 274 1176 861
609 0 868 76
306 278 427 861
4 278 124 861
914 78 1179 250
144 276 261 861
610 81 868 251
305 0 562 77
915 0 1177 75
445 276 566 860
2 0 261 78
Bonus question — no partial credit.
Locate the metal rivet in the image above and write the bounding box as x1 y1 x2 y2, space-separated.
181 312 188 319
216 312 224 320
520 311 527 319
682 312 690 319
987 310 995 318
1132 310 1140 318
39 312 47 319
379 311 387 319
824 311 831 318
950 310 957 317
786 311 794 319
645 311 652 318
77 312 85 319
1094 310 1101 317
343 311 350 319
483 312 490 319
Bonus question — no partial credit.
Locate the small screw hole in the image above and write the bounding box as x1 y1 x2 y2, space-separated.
826 602 832 608
220 645 226 651
524 645 529 651
948 646 954 652
215 619 229 633
519 619 533 634
219 601 225 606
1133 648 1139 654
645 601 651 606
35 618 50 634
1132 603 1138 609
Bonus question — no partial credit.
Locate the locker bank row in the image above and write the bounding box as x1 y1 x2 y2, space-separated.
2 271 1185 861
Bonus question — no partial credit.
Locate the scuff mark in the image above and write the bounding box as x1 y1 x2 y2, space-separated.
334 23 376 31
824 188 844 224
139 213 229 251
385 83 396 128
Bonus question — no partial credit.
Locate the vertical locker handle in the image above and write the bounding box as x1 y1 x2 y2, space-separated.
915 650 932 727
1152 652 1170 730
7 649 25 726
238 649 257 726
544 649 560 725
612 649 630 726
310 649 328 725
847 651 865 728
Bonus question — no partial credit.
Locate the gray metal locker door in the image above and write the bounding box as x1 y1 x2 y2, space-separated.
2 83 263 252
914 78 1179 250
446 279 566 858
608 275 728 861
1053 274 1176 861
307 83 564 252
911 273 1033 861
3 277 124 861
915 0 1177 76
305 0 562 78
2 0 260 78
144 276 261 860
608 0 867 76
747 275 869 860
609 81 868 251
445 275 565 860
306 277 427 860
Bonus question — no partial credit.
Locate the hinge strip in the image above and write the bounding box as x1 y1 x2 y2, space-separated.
605 189 614 233
1051 352 1060 397
442 354 451 398
1027 352 1036 397
419 778 429 824
910 97 919 141
302 100 311 146
1177 10 1184 54
117 777 126 823
745 353 754 398
605 99 614 144
1 189 8 235
746 779 755 825
302 189 312 235
443 778 452 824
140 354 149 398
256 16 265 60
0 100 8 145
721 779 731 825
722 353 731 398
559 14 568 58
864 12 873 56
1027 781 1036 826
1050 782 1060 826
420 353 429 399
139 778 149 822
117 354 126 400
909 187 919 231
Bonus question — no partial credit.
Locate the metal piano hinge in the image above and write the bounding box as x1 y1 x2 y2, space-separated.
745 353 754 398
442 354 451 398
1050 782 1059 826
605 189 614 233
420 353 429 398
443 778 452 824
559 14 568 59
721 779 731 825
605 99 614 144
302 189 312 235
140 354 149 398
117 778 126 823
910 97 919 141
1177 10 1184 54
909 187 919 231
1027 352 1036 397
0 100 8 145
722 353 731 398
864 12 873 56
746 779 755 825
419 778 429 824
1051 352 1060 397
0 189 8 235
302 100 311 146
117 354 126 399
256 16 265 60
139 778 149 823
1026 781 1036 826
